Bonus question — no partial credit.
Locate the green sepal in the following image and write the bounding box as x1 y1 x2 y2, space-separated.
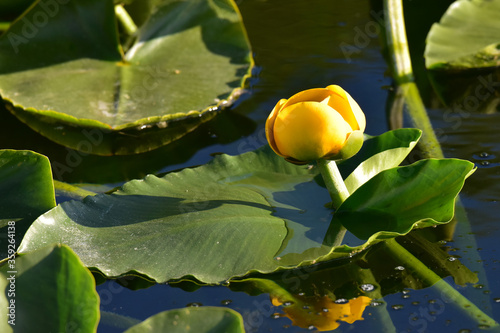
326 130 364 162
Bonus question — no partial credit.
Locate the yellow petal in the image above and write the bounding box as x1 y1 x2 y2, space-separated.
273 101 352 162
280 87 332 111
326 85 366 132
265 98 287 157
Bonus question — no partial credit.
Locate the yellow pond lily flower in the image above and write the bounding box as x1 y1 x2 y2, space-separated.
266 85 366 164
272 295 372 331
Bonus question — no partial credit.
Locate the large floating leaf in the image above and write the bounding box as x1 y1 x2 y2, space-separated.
425 0 500 69
18 146 317 284
0 0 251 155
335 159 476 240
124 307 245 333
18 146 377 284
0 244 100 333
0 150 55 259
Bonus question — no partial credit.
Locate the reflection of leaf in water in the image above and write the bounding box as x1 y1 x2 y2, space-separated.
230 229 477 302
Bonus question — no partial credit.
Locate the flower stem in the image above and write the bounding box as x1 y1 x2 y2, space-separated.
384 0 490 310
316 159 349 209
383 0 443 159
115 4 137 36
317 159 350 246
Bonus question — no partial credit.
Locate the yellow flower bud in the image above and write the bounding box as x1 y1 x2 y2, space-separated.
266 85 366 164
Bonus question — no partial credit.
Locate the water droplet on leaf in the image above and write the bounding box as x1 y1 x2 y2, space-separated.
360 283 375 292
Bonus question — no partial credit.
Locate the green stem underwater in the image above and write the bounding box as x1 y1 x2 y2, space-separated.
384 239 498 328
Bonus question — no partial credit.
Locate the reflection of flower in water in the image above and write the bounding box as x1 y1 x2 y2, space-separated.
271 294 371 331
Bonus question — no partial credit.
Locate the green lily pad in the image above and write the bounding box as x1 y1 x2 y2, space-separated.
124 307 245 333
18 146 367 284
0 0 251 155
0 244 100 333
0 150 55 260
425 0 500 70
335 159 476 240
18 146 315 284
